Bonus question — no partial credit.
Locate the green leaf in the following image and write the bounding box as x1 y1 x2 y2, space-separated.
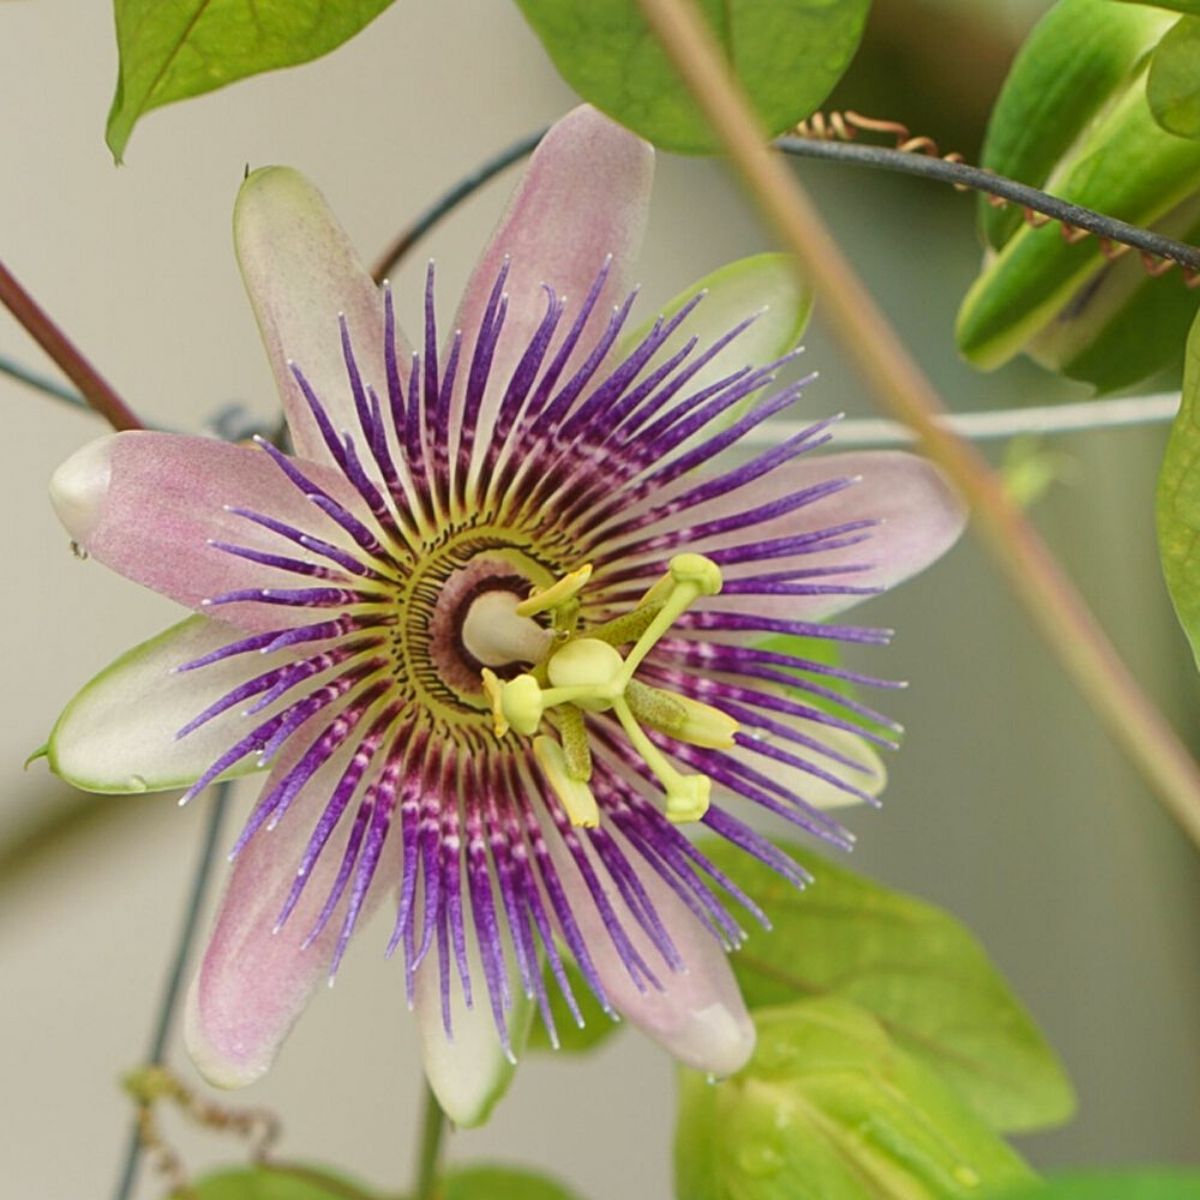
107 1 394 160
1156 306 1200 669
1149 16 1200 139
1120 0 1200 14
192 1163 378 1199
698 837 1075 1133
979 0 1174 250
620 254 813 401
514 0 870 154
674 999 1036 1200
1024 195 1200 393
997 1170 1200 1199
526 954 622 1054
958 71 1200 371
441 1164 585 1200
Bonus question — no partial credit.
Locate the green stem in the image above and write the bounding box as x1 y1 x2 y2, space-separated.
635 0 1200 852
413 1082 448 1200
0 259 143 431
111 782 233 1200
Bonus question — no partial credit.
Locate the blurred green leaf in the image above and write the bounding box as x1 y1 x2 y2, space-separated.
1024 199 1200 394
514 0 869 154
1149 16 1200 139
107 1 394 160
1120 0 1200 13
979 0 1173 250
674 999 1035 1200
442 1164 585 1199
958 71 1200 373
1156 307 1200 670
996 1170 1200 1199
527 954 622 1054
191 1163 377 1199
699 837 1075 1132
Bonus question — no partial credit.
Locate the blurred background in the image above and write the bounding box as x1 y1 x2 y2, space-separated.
2 1 1198 1196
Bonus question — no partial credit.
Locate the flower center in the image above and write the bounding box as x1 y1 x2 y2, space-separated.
482 553 739 828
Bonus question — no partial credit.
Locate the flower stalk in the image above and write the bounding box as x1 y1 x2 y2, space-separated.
634 0 1200 851
0 258 143 432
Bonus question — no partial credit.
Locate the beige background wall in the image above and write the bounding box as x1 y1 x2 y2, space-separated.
3 2 1198 1198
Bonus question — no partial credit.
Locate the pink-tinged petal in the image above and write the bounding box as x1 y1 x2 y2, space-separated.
595 450 966 621
47 616 286 794
411 924 530 1128
235 167 405 464
50 431 362 631
451 106 654 455
185 744 398 1088
551 830 754 1076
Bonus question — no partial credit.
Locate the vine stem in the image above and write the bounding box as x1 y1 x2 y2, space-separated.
0 259 143 431
412 1082 448 1200
110 782 234 1200
635 0 1200 850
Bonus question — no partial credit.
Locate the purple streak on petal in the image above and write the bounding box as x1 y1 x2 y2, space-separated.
541 781 660 993
487 760 540 1002
422 261 442 452
440 775 472 1009
204 585 371 610
457 262 510 508
386 732 430 990
338 313 376 445
247 679 389 851
178 710 289 806
645 664 895 752
253 435 389 560
562 293 705 444
436 331 463 509
339 432 408 546
533 287 639 435
464 760 514 1048
326 743 404 972
274 703 399 932
362 382 408 516
510 761 610 1015
225 507 381 579
494 756 577 1039
176 627 290 672
592 768 742 949
482 287 564 506
585 821 683 970
522 258 612 425
410 747 447 977
676 610 892 646
616 310 765 439
648 644 899 731
261 614 384 656
287 362 356 475
208 540 340 581
734 729 882 808
306 782 373 953
255 660 385 766
702 803 813 890
721 580 882 600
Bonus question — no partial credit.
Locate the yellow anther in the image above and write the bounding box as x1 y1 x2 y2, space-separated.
516 563 594 617
546 637 624 711
534 736 600 828
665 774 711 825
499 674 545 736
628 681 739 749
480 668 509 738
669 552 723 596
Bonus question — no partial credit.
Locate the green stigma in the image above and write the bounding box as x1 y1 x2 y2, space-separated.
485 553 738 827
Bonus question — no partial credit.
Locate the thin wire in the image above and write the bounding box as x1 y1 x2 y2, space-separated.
370 128 549 283
748 392 1181 448
110 781 234 1200
0 351 88 410
775 137 1200 276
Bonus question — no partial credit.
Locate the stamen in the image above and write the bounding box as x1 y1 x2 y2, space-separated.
487 554 737 827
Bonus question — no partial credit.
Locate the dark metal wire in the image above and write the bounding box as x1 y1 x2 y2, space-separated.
775 136 1200 275
110 782 234 1200
370 127 550 282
